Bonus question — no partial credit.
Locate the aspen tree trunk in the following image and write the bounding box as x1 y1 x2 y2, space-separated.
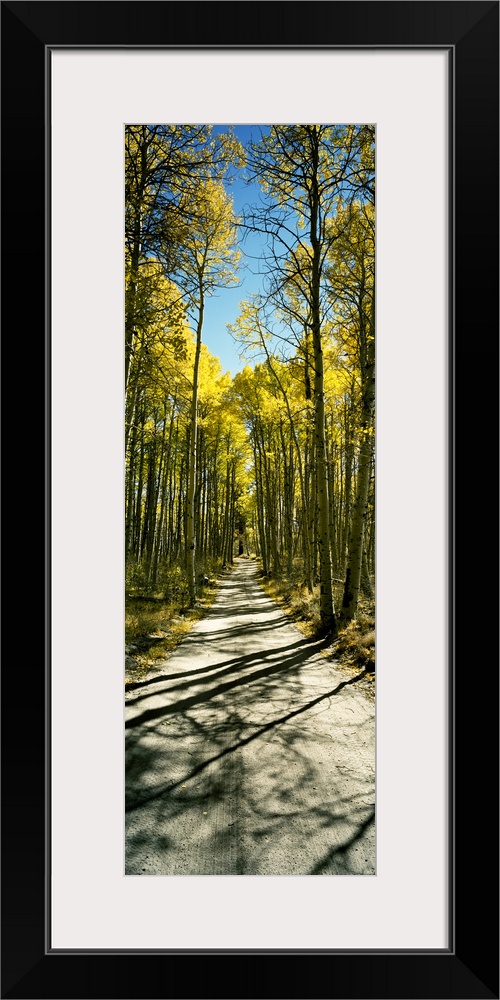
305 431 317 586
253 435 268 574
221 457 233 565
198 431 207 561
204 472 211 560
264 450 278 573
195 459 203 554
237 512 245 556
229 463 236 564
312 338 336 631
149 458 168 591
264 353 313 590
175 455 185 562
149 402 175 589
341 399 354 573
125 233 140 391
253 513 261 558
309 152 336 631
203 479 210 560
125 127 149 390
143 408 168 570
330 443 338 571
201 454 209 561
307 130 336 632
270 459 279 572
186 284 204 604
306 432 318 582
280 431 294 576
133 409 146 559
327 414 338 574
360 542 373 598
301 505 313 591
340 297 375 623
212 450 220 558
140 430 157 561
125 412 139 557
167 419 179 560
366 463 375 573
125 354 143 460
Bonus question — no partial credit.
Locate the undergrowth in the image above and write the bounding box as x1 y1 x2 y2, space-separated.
125 563 225 686
333 614 375 671
259 563 375 678
260 572 324 637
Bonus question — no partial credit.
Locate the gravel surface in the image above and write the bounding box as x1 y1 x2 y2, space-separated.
125 558 375 875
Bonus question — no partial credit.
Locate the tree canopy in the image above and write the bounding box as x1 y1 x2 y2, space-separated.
125 123 375 634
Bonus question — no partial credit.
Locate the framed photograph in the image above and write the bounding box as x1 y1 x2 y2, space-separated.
2 2 498 998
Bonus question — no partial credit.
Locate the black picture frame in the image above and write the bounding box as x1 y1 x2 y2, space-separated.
1 2 498 998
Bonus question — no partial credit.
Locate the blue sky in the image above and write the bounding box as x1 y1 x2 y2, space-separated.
201 125 270 376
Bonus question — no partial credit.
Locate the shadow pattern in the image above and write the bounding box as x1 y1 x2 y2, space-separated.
125 560 375 876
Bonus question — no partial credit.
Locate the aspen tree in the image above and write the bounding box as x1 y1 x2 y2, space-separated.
244 126 368 632
326 200 375 622
175 180 241 603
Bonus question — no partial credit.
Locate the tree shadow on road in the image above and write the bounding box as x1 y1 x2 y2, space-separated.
125 561 375 876
126 666 374 874
125 634 327 715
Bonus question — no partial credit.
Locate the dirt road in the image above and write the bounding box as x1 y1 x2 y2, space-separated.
125 558 375 875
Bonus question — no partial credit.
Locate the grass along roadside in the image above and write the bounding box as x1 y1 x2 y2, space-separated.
125 572 225 687
258 564 375 685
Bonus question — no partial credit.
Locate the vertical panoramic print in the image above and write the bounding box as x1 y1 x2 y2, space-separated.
125 125 375 875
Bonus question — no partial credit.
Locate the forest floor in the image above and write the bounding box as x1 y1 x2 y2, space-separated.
125 556 375 875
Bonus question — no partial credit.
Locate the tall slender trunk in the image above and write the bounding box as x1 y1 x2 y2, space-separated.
148 402 174 589
327 413 338 574
175 454 185 562
309 130 336 634
212 445 220 558
279 427 294 576
341 397 355 573
263 350 313 590
198 428 206 560
125 127 149 390
125 408 140 557
306 429 318 581
253 433 268 574
133 408 146 559
228 462 236 565
186 280 204 604
140 431 157 562
341 293 375 623
360 541 373 598
221 456 232 565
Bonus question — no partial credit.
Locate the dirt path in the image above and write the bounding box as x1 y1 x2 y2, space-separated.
125 558 375 875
